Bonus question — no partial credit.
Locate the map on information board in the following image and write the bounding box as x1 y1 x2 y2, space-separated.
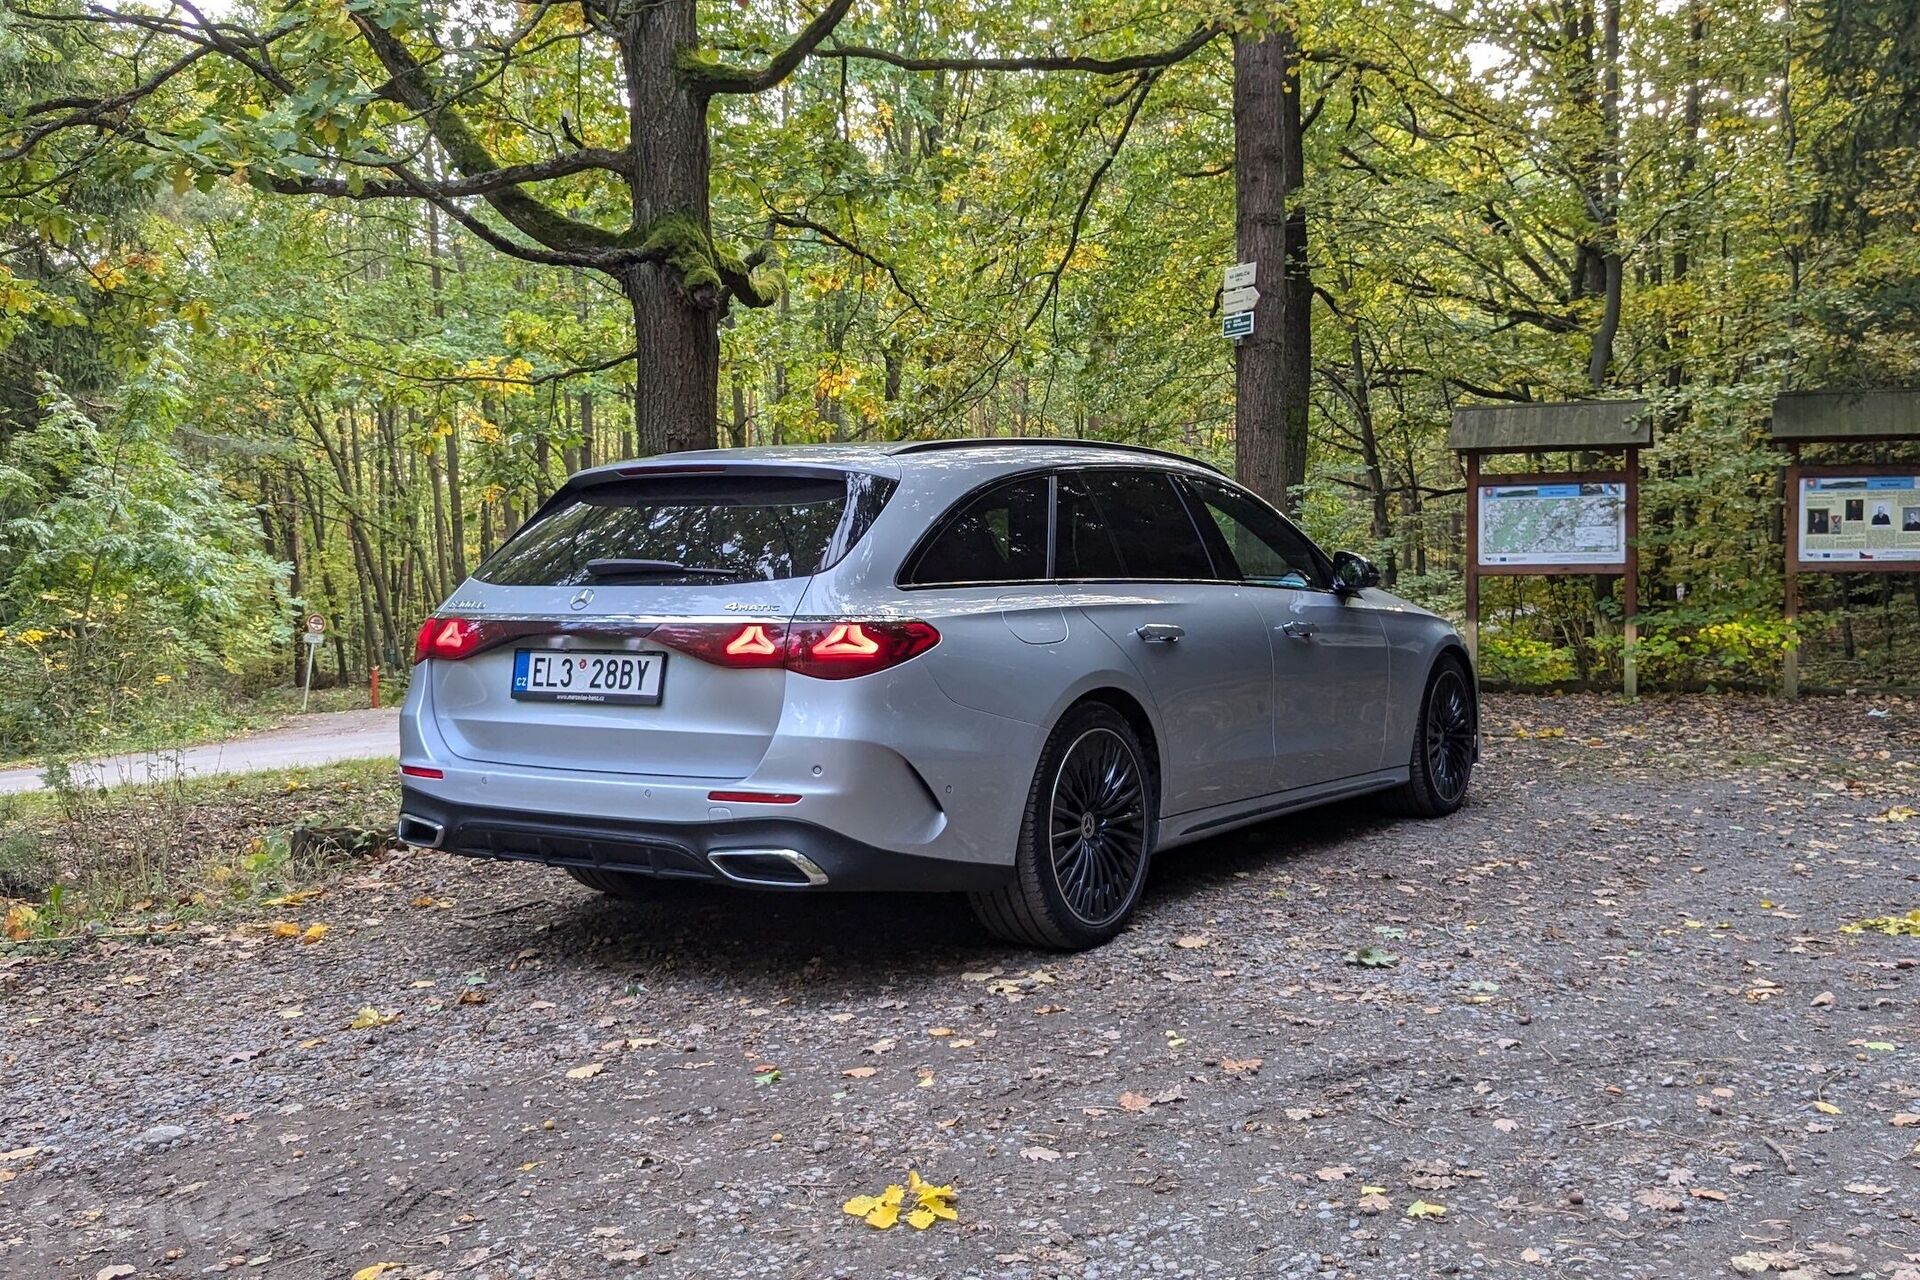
1799 475 1920 564
1479 482 1627 567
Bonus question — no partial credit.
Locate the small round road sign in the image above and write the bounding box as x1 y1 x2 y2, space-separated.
306 613 326 634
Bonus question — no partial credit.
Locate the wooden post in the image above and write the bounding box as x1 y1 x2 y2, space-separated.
1782 445 1800 699
1464 451 1480 672
1623 445 1640 699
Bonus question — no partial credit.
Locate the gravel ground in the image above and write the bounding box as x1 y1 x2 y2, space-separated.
3 693 1917 1280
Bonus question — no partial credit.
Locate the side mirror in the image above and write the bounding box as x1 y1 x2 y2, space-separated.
1331 551 1381 595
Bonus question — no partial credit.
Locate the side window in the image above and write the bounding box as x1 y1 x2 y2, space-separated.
1057 469 1213 580
1180 477 1330 589
903 474 1050 585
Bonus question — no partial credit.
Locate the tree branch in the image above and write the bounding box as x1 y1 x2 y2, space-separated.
768 209 926 313
347 9 624 252
688 0 856 95
815 24 1219 75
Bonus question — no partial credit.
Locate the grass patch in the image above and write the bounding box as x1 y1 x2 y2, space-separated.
0 759 399 941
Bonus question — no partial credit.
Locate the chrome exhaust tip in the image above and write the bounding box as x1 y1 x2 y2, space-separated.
708 848 829 888
397 813 446 849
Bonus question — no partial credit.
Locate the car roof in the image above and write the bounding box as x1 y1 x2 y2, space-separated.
571 438 1225 485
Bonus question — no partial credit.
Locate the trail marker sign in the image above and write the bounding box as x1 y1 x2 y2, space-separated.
1221 311 1254 340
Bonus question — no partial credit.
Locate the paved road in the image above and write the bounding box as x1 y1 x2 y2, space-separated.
0 707 399 795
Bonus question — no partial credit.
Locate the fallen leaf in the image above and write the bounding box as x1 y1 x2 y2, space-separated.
1019 1146 1062 1162
1118 1091 1152 1113
906 1207 936 1229
1405 1199 1446 1219
1689 1187 1727 1201
1843 1182 1891 1195
1811 991 1834 1008
1634 1188 1685 1212
1173 935 1209 949
1219 1057 1263 1075
842 1066 878 1079
350 1267 398 1280
95 1267 136 1280
566 1062 606 1080
299 923 329 945
1345 946 1399 968
1892 1113 1920 1127
270 921 300 939
863 1038 895 1055
4 903 41 940
1316 1165 1355 1182
1812 1100 1841 1116
1356 1192 1390 1215
1492 1118 1518 1133
348 1006 396 1030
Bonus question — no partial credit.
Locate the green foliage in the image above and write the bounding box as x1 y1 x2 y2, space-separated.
0 328 287 755
1478 634 1578 687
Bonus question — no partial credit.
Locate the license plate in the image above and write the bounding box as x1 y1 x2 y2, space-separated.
511 650 665 705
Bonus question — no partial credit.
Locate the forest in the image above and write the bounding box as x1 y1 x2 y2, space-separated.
1 0 1917 758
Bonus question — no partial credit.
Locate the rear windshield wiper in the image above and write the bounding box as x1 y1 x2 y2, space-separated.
584 558 736 580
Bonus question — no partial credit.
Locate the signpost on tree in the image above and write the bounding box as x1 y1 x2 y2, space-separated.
1451 401 1650 698
1771 389 1920 698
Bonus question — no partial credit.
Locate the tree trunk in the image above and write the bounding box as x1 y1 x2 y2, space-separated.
620 0 721 456
1233 28 1311 513
445 425 467 582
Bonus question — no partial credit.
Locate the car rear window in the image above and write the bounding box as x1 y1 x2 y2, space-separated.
476 471 892 587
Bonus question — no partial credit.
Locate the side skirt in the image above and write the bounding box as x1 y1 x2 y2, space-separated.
1154 768 1409 851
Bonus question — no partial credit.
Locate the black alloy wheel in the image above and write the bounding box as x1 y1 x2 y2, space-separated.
1047 726 1150 928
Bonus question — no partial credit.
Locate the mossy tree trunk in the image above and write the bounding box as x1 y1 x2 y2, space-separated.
620 0 721 455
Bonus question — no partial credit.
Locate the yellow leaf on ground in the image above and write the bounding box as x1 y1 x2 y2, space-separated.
842 1195 878 1217
348 1006 396 1030
4 903 40 941
351 1266 398 1280
299 923 329 945
863 1202 900 1229
270 921 300 939
1813 1100 1841 1115
566 1062 606 1080
907 1207 936 1229
1406 1199 1447 1219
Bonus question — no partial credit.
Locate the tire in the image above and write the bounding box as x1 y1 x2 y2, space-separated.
969 702 1156 950
565 865 672 900
1381 654 1477 818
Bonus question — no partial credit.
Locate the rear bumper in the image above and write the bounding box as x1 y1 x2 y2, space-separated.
398 786 1012 893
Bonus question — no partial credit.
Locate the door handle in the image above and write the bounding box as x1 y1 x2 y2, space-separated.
1280 620 1316 641
1135 623 1185 644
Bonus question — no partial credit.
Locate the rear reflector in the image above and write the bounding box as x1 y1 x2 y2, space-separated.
707 790 803 804
400 765 444 780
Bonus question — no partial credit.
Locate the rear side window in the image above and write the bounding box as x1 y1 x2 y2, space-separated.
1058 469 1213 580
903 474 1050 585
477 472 890 587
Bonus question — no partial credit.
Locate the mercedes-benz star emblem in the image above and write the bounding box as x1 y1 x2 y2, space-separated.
570 587 595 611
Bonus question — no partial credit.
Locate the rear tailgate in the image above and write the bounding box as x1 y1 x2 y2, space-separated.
429 582 808 779
424 466 888 780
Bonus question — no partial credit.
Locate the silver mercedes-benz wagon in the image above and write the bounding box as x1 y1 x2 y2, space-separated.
397 439 1477 949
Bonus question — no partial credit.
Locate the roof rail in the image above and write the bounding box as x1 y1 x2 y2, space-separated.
890 437 1224 474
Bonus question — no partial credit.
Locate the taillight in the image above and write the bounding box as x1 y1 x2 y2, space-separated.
649 622 787 669
410 617 939 678
786 620 941 679
413 617 493 663
653 620 939 678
